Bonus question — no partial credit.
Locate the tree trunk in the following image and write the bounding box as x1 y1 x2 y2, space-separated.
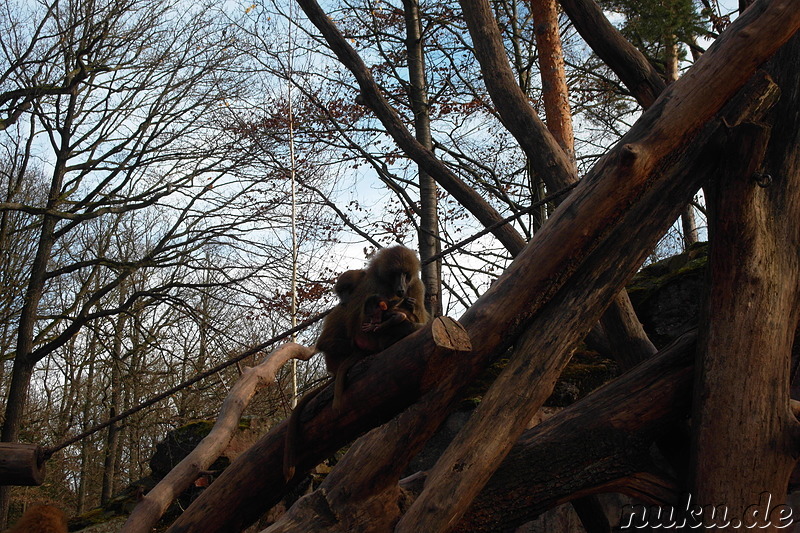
688 33 800 527
403 0 443 317
665 35 700 250
531 0 575 164
164 4 797 527
680 205 699 248
529 4 611 528
560 0 666 108
0 138 70 527
101 310 127 504
77 335 98 514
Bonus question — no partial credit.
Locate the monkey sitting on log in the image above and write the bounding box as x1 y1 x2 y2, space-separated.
9 504 68 533
283 246 429 480
322 246 429 411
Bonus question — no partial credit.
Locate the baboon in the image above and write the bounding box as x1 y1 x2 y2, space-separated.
326 246 428 409
9 504 67 533
333 269 366 305
283 246 429 480
362 294 421 345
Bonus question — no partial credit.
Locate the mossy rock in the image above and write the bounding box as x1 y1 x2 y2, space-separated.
545 350 619 407
627 241 708 348
149 420 231 477
68 479 156 530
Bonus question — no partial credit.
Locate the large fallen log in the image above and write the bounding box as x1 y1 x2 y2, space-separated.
0 443 46 486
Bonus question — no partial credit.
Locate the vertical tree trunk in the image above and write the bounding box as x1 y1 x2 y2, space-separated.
77 335 98 514
102 310 127 504
530 0 575 164
680 205 699 247
403 0 443 317
689 34 800 527
665 36 699 249
0 158 68 527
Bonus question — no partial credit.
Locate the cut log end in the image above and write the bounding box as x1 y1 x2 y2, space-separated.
0 443 47 486
431 316 472 352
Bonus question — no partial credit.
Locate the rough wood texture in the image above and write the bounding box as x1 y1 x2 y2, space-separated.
456 330 696 531
531 0 575 163
689 33 800 524
263 320 470 532
395 0 798 528
0 443 46 486
269 331 695 533
166 3 795 530
122 343 315 533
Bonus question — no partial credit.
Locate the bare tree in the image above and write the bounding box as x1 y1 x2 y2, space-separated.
0 0 284 524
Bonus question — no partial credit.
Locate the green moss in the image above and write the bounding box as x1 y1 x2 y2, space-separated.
627 241 708 307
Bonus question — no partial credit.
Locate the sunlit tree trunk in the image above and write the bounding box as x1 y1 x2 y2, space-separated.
530 0 574 164
102 309 127 504
665 35 699 248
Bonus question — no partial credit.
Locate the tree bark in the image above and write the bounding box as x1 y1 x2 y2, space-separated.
460 0 575 191
164 4 796 527
267 330 696 533
688 33 800 527
402 0 443 317
101 310 127 504
531 0 575 164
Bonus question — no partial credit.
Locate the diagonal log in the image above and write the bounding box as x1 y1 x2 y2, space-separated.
166 2 795 529
121 343 315 533
455 330 696 532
